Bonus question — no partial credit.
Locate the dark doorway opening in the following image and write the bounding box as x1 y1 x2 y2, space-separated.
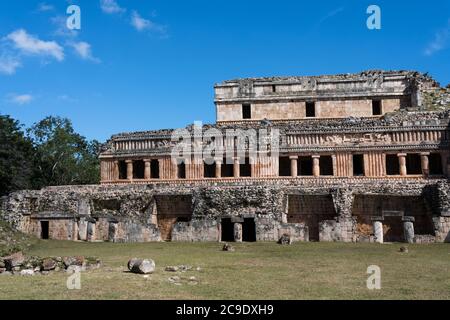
386 154 399 175
221 158 234 177
406 154 422 174
41 221 49 239
372 100 382 115
299 156 313 176
133 160 145 179
221 218 234 242
279 157 291 176
320 156 333 176
353 154 365 176
384 216 403 242
204 161 216 178
242 104 251 119
118 160 127 179
242 218 256 242
177 162 186 179
240 158 251 177
151 159 160 179
429 153 443 175
306 102 316 117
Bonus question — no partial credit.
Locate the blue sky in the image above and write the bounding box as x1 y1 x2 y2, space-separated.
0 0 449 142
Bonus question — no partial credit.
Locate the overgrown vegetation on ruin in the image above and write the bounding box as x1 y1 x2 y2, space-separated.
0 115 100 196
0 218 37 256
0 240 449 300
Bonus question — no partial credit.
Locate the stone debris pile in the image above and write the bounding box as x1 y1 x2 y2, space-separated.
0 251 101 276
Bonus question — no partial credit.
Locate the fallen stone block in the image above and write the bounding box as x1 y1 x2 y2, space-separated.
3 252 25 271
278 233 292 245
222 243 235 251
128 259 155 274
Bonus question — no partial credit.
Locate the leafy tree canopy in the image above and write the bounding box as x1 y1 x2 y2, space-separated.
0 114 100 196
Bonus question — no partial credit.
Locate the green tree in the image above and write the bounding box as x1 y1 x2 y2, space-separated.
0 115 35 195
28 116 100 187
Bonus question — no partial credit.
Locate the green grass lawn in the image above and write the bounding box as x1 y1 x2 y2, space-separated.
0 240 449 300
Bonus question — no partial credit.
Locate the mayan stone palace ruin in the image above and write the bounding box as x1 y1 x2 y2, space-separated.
2 70 450 244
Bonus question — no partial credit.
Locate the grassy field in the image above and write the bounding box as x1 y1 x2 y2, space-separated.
0 240 449 300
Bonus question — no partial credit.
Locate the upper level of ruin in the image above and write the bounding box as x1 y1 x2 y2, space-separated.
98 70 450 185
214 70 441 122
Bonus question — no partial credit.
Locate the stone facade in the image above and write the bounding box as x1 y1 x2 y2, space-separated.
1 70 450 243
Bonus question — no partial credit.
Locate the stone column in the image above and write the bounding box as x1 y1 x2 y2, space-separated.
108 222 118 242
78 218 88 241
215 159 222 178
312 155 320 177
87 221 96 242
114 160 119 181
126 160 133 181
398 153 407 176
234 223 242 242
402 216 415 243
420 152 430 176
233 157 240 178
144 159 151 179
72 220 79 241
371 217 384 243
289 156 298 177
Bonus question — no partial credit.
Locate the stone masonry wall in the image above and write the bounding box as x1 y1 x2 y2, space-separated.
1 179 450 243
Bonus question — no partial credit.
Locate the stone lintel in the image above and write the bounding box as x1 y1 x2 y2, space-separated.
382 210 404 217
31 211 75 219
370 216 385 221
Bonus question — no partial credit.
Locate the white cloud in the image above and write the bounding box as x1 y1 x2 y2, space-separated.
69 41 101 63
37 2 54 12
0 55 21 75
6 29 64 61
131 11 150 31
131 10 167 35
9 94 33 105
425 20 450 56
100 0 125 14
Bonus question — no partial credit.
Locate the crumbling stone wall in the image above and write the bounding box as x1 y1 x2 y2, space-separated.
1 179 450 243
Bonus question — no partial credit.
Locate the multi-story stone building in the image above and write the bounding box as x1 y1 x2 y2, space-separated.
2 70 450 243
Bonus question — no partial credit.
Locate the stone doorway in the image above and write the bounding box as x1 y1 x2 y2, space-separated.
41 221 49 239
155 195 193 241
383 215 404 242
242 218 256 242
287 194 337 241
221 218 234 242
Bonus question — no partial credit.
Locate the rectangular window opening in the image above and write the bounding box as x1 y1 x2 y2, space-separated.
279 157 291 176
386 154 400 175
353 154 365 176
320 155 333 176
306 102 316 118
133 160 145 179
242 104 251 119
298 156 313 176
177 162 186 179
372 100 382 115
429 153 443 175
151 159 160 179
